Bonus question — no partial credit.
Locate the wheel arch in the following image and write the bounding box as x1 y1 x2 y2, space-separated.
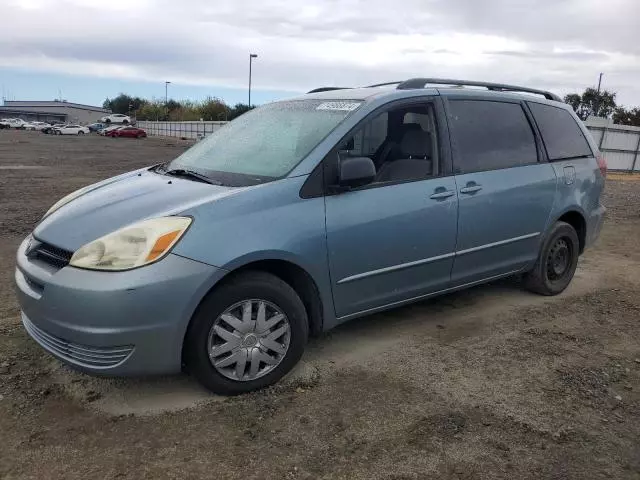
181 255 326 366
221 259 324 337
552 209 587 254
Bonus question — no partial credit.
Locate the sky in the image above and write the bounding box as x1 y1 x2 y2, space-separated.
1 0 639 108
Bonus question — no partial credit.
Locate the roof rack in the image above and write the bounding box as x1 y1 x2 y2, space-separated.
396 78 562 101
306 78 562 102
306 87 350 94
365 81 403 88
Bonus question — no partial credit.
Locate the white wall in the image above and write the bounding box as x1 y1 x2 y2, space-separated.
136 121 227 140
139 118 640 172
585 117 640 172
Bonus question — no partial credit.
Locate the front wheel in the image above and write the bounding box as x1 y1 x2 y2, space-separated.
78 131 84 135
524 221 579 296
184 272 308 395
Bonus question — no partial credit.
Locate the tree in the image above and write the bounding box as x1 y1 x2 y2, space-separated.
199 97 229 121
612 106 640 127
103 94 147 114
136 101 165 121
228 103 254 120
103 93 257 121
563 88 617 121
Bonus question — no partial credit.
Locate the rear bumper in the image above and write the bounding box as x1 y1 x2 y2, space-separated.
585 203 606 249
15 236 223 376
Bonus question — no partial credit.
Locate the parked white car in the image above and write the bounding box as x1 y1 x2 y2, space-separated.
54 125 90 135
99 113 132 124
1 118 27 129
25 121 51 131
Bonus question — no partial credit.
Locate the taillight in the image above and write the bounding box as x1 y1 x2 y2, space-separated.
596 154 607 179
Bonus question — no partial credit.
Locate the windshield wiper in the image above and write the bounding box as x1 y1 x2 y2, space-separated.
164 168 222 185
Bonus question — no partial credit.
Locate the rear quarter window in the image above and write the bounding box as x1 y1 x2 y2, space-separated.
528 102 593 160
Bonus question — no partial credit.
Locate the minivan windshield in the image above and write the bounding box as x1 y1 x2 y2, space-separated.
165 100 362 186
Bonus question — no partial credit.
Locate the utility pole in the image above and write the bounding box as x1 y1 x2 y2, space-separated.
595 72 604 117
597 72 603 94
248 53 258 107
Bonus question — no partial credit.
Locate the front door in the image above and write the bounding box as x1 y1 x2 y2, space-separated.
445 98 557 284
324 98 458 319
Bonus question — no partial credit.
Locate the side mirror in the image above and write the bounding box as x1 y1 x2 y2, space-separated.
339 156 376 188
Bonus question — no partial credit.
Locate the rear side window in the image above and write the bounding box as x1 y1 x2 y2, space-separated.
448 100 538 173
528 102 593 160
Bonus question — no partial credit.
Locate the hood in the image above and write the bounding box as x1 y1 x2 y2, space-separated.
34 169 239 251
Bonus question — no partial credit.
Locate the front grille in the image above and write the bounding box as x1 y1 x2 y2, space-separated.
22 315 134 369
30 241 73 269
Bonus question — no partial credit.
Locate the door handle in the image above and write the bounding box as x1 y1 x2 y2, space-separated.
460 185 482 194
429 190 455 200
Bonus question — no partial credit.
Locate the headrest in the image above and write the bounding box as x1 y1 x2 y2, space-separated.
400 129 432 158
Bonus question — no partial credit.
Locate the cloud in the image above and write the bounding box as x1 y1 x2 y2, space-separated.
0 0 638 104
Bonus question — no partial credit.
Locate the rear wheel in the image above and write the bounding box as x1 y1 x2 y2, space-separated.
185 272 308 395
524 221 579 296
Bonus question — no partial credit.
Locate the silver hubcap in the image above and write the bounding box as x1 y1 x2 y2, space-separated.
208 299 291 381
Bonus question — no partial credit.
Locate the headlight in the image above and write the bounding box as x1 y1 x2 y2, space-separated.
44 185 95 218
69 217 192 271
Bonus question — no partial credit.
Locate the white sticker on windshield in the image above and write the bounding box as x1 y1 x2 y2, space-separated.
316 102 361 112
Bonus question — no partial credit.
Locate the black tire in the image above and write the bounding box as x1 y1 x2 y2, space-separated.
105 119 111 124
184 271 308 395
524 221 579 296
122 120 129 125
78 131 84 135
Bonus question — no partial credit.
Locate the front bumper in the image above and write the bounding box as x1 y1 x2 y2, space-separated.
15 236 223 376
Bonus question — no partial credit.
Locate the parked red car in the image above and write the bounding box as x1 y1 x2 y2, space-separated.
106 126 147 138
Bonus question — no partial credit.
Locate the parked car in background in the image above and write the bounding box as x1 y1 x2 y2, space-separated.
21 122 49 131
32 122 52 131
54 125 90 135
100 125 122 136
100 113 132 125
87 122 106 133
106 126 147 138
14 78 606 395
1 118 27 129
41 124 65 134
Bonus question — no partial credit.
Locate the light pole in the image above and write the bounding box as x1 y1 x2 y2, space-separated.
248 54 258 107
165 81 171 120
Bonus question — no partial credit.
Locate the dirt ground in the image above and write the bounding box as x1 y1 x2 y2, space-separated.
1 130 640 479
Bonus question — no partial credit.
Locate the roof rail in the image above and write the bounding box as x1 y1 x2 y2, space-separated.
365 81 403 88
306 87 351 94
396 78 562 101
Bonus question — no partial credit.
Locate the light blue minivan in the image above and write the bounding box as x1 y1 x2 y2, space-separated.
15 78 606 394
